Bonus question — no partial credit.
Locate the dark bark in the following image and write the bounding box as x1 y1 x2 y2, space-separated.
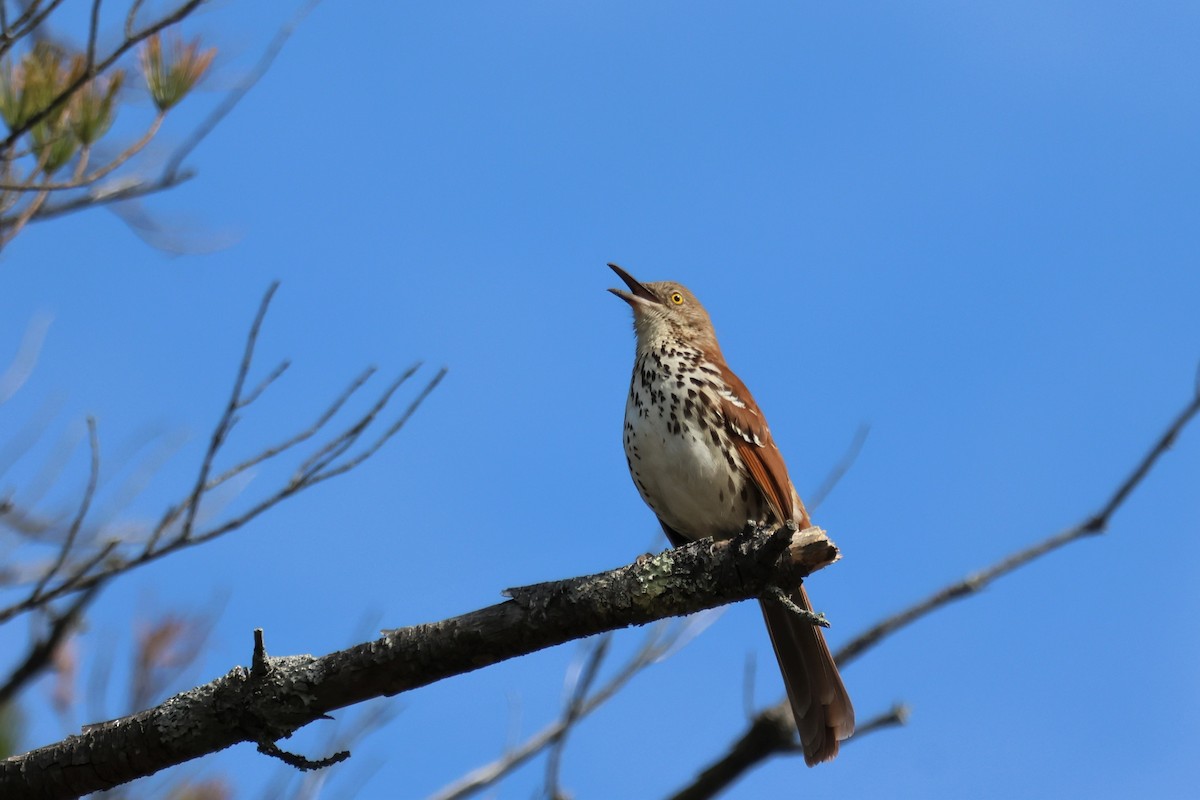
1 525 840 800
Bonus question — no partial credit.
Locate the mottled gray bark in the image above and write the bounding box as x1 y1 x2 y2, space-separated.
1 525 840 800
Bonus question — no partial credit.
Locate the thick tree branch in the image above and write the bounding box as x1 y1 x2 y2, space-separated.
0 525 842 799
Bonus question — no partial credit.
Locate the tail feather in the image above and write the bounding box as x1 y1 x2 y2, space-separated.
759 586 855 766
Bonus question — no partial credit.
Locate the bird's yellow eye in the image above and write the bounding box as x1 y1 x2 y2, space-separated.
670 292 684 305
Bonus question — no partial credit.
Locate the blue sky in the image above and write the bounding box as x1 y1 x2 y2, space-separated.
2 1 1199 797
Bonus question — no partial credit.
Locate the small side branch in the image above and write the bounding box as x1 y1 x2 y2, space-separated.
835 380 1200 666
0 584 100 707
257 739 349 772
26 417 100 603
664 377 1200 800
429 621 699 800
0 285 444 626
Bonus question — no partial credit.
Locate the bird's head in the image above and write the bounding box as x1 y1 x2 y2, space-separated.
607 263 719 351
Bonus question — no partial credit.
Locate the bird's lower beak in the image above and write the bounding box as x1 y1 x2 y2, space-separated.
607 263 659 307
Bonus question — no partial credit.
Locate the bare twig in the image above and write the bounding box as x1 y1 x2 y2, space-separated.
257 740 350 772
85 0 103 71
764 586 828 628
665 705 794 800
666 379 1200 800
0 286 445 625
1 183 49 246
543 635 612 799
166 282 280 551
807 423 869 510
0 583 100 707
6 168 194 225
162 0 326 183
27 416 99 602
239 358 291 408
844 703 909 739
125 0 149 39
205 367 373 492
835 382 1200 666
301 365 446 486
293 365 420 483
429 622 704 800
0 0 69 61
666 702 909 800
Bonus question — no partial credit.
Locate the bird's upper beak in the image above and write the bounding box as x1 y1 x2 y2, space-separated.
607 263 659 308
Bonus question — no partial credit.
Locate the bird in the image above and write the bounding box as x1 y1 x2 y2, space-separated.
607 262 854 765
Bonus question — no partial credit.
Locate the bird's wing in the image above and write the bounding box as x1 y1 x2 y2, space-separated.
715 364 810 528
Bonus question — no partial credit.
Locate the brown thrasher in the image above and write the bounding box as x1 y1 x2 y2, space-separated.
608 263 854 765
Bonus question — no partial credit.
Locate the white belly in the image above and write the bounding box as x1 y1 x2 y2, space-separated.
622 385 758 540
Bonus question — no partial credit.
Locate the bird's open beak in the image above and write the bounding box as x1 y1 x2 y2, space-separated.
607 263 660 307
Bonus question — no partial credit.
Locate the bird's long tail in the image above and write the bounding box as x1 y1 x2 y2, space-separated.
759 585 855 766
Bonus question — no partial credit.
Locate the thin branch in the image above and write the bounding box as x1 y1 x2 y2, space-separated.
27 417 99 602
0 141 55 244
0 0 319 238
764 586 828 628
0 0 69 62
840 703 909 739
91 426 188 527
71 143 91 184
667 701 910 800
11 167 194 224
293 365 420 483
50 538 118 598
1 184 49 246
317 702 400 800
543 635 612 799
153 282 279 552
1 0 206 150
86 0 103 72
239 358 291 408
0 113 166 192
807 423 869 510
667 378 1200 800
0 583 100 707
429 619 731 800
835 382 1200 666
125 0 148 39
304 366 446 486
204 366 374 492
666 705 794 800
4 410 83 515
162 0 326 183
257 740 349 772
0 288 444 625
